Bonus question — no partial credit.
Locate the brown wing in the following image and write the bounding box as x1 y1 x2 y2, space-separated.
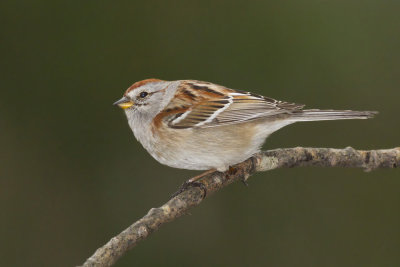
162 80 304 129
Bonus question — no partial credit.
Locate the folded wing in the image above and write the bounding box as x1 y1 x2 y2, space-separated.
166 81 304 129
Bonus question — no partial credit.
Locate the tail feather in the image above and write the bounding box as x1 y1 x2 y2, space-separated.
290 109 378 122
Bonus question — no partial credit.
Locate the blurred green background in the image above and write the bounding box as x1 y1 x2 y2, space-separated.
1 1 399 266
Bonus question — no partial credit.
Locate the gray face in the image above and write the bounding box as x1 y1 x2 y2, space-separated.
121 81 179 122
121 82 166 119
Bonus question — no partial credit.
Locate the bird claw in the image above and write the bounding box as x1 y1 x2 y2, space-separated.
226 166 248 186
170 180 207 199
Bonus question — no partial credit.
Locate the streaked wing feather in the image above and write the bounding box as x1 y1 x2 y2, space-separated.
165 81 304 129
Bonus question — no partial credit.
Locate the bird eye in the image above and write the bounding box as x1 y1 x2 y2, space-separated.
139 91 148 98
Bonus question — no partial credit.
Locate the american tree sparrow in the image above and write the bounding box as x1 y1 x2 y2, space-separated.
114 79 376 180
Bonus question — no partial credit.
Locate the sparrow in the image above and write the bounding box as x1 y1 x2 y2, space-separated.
114 79 377 175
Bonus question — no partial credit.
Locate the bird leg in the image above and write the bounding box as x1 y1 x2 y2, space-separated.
170 166 248 199
187 169 216 183
171 169 216 199
226 166 248 186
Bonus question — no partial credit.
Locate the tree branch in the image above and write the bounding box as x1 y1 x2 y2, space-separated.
80 147 399 267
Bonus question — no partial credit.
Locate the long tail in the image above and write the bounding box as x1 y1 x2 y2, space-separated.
289 109 378 122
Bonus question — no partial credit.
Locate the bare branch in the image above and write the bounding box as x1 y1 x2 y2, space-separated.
80 147 399 267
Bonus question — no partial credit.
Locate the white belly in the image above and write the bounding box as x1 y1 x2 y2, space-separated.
131 117 293 171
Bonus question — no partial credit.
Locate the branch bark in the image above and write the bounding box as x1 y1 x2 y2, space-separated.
80 147 399 267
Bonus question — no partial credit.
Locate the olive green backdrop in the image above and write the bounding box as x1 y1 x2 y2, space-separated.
1 1 399 266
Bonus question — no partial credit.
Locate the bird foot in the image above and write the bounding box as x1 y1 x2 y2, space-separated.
225 166 248 186
170 180 207 199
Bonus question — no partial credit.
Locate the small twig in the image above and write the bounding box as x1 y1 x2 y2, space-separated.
80 147 399 267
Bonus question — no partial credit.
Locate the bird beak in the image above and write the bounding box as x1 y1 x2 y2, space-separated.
113 96 134 109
